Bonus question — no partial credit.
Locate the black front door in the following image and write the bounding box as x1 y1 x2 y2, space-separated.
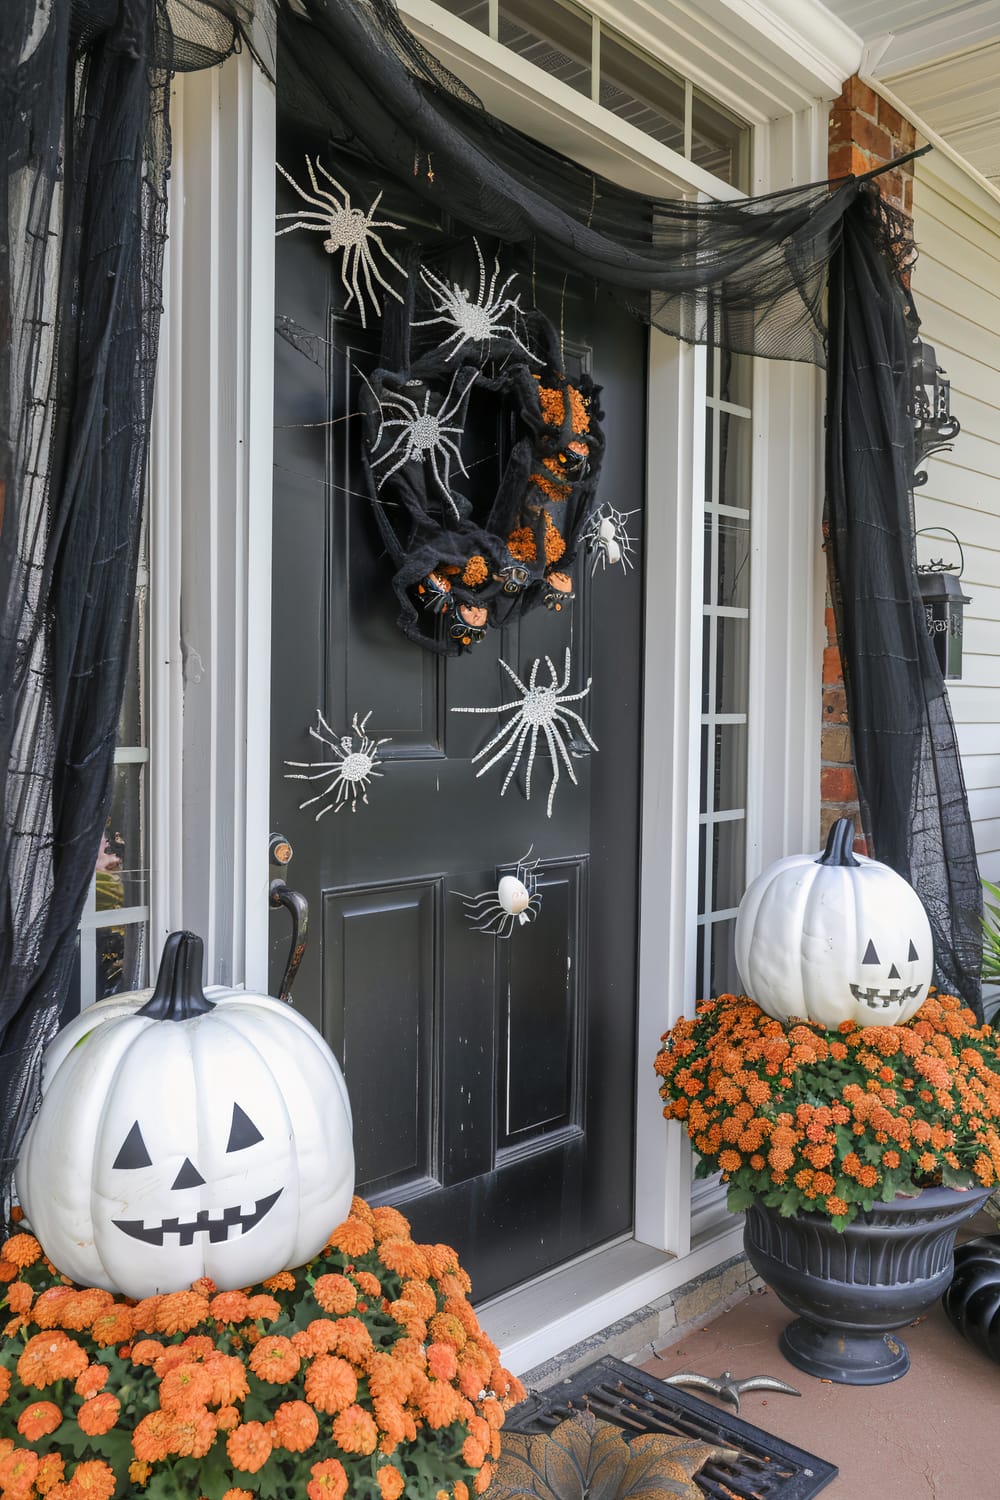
270 127 646 1303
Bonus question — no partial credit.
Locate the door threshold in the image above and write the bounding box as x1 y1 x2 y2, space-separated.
477 1220 745 1376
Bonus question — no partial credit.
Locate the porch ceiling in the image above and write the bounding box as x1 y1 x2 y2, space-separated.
817 0 1000 184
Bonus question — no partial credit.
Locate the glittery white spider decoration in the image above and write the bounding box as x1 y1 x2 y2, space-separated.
583 504 639 575
414 239 536 362
370 369 475 519
452 649 598 818
275 157 405 329
285 710 391 817
454 848 542 939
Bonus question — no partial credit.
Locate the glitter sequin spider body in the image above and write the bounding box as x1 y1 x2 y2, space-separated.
455 848 542 938
583 504 639 575
452 649 598 817
370 370 475 519
285 710 391 817
414 239 536 361
275 157 405 329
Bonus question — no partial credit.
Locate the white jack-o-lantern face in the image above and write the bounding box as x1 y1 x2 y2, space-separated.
735 819 935 1029
16 932 356 1298
110 1103 282 1250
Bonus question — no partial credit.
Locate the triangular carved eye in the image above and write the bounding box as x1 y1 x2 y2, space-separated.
227 1103 264 1152
862 940 880 964
908 940 919 961
113 1121 152 1170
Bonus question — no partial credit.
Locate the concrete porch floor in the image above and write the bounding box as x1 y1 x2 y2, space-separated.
635 1214 1000 1500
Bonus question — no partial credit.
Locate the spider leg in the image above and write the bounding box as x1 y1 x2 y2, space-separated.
498 658 529 696
470 714 523 769
554 682 593 706
541 723 562 818
528 657 540 690
364 231 406 290
548 719 579 786
295 780 341 811
275 217 332 235
452 696 526 718
370 425 413 472
285 764 345 782
313 158 350 206
276 161 334 214
374 442 422 489
555 704 599 751
438 434 470 482
472 238 488 303
523 722 540 802
357 244 383 326
438 329 471 361
555 650 570 692
499 723 531 797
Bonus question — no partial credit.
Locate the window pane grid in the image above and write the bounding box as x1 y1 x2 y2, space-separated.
699 344 752 998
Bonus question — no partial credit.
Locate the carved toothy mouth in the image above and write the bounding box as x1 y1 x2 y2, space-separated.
113 1188 282 1247
849 984 924 1010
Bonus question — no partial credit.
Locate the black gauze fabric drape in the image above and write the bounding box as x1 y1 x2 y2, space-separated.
0 0 174 1194
0 0 983 1195
827 196 982 1014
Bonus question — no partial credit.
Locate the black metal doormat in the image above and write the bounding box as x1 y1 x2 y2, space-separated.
503 1355 837 1500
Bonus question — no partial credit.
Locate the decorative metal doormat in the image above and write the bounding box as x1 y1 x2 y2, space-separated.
503 1355 837 1500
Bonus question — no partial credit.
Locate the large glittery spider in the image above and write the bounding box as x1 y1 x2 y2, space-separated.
414 239 536 361
285 710 391 817
452 649 598 818
370 369 475 520
275 157 405 329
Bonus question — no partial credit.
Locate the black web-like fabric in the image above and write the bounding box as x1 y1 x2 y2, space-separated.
0 0 983 1194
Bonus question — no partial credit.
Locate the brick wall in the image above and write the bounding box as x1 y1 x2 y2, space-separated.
821 78 916 851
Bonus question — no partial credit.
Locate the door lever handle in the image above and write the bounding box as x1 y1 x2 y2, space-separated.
268 833 308 1002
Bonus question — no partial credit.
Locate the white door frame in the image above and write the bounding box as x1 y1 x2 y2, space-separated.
154 3 833 1372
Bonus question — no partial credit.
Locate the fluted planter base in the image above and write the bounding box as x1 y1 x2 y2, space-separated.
744 1185 992 1386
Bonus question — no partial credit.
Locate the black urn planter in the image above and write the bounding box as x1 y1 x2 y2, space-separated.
943 1233 1000 1362
744 1185 992 1386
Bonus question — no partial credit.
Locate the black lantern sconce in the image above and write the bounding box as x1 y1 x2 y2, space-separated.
911 337 961 488
915 529 971 681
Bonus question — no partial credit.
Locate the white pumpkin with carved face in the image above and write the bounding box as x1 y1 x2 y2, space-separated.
15 932 355 1298
734 819 934 1029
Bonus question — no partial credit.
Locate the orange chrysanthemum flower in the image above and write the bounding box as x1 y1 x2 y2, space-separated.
227 1420 273 1473
216 1405 241 1432
66 1459 116 1499
31 1286 77 1329
76 1393 121 1437
271 1399 320 1452
314 1274 357 1315
17 1401 62 1441
377 1464 406 1500
421 1379 465 1429
5 1280 33 1314
34 1452 66 1496
427 1342 459 1382
156 1290 210 1335
90 1304 133 1347
330 1315 373 1363
474 1461 494 1494
169 1408 217 1459
221 1492 255 1500
327 1219 375 1258
131 1338 166 1367
132 1410 178 1464
17 1331 88 1388
129 1295 163 1334
128 1460 152 1487
2 1234 42 1268
379 1239 431 1280
332 1402 379 1456
261 1271 297 1292
249 1334 301 1383
304 1354 357 1414
205 1353 250 1405
354 1270 382 1298
308 1457 349 1500
209 1290 250 1323
160 1362 215 1412
244 1294 281 1323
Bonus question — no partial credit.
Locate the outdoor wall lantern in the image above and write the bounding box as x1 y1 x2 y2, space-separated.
915 528 971 681
911 336 961 488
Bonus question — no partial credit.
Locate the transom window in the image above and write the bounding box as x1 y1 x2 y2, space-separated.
434 0 751 189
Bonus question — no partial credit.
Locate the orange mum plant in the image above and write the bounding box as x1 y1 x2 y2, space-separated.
0 1198 524 1500
655 992 1000 1230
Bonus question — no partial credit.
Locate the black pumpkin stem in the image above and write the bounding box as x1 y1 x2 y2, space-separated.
139 931 215 1020
817 816 861 867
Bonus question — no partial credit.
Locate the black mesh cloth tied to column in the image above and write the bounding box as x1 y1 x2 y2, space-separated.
361 310 605 654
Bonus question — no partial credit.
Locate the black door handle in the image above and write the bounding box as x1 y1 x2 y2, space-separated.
268 833 308 1001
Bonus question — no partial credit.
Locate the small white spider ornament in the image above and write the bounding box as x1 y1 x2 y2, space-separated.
414 239 536 362
583 504 638 575
452 649 598 818
455 848 542 939
275 157 405 329
370 369 475 518
285 709 391 817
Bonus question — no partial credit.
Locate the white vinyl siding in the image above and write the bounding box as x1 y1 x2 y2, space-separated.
909 159 1000 892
